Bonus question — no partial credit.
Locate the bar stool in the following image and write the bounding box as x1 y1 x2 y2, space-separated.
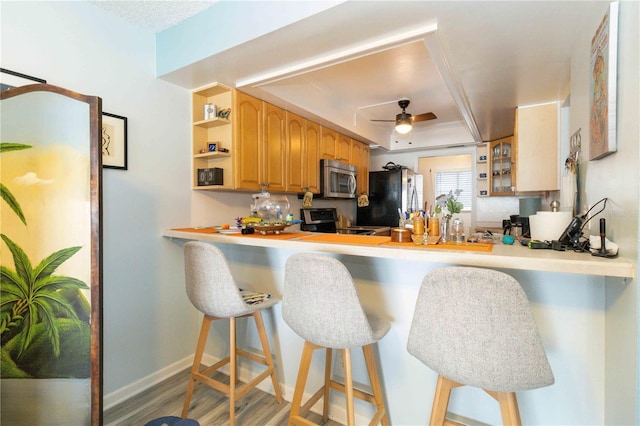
181 242 282 425
283 253 390 426
407 266 554 425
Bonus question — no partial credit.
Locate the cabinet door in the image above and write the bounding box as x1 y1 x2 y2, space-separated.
234 91 262 190
286 111 305 193
304 120 321 193
489 137 515 195
350 140 370 195
516 103 558 191
263 102 287 192
337 134 351 162
320 127 338 159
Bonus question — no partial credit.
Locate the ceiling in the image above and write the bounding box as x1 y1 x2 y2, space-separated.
90 1 219 32
92 1 608 152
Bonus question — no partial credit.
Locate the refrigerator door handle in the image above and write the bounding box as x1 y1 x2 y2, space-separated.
410 183 418 212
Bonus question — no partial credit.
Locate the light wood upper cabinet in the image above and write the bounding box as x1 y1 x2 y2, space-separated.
234 91 263 190
337 134 351 162
194 86 367 196
287 112 321 193
515 102 559 192
320 127 338 160
234 93 286 192
350 140 370 195
263 102 287 192
286 111 305 193
304 120 321 194
489 136 515 196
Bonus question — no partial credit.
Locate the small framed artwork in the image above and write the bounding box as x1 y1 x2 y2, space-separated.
1 68 46 91
589 1 619 161
102 112 128 169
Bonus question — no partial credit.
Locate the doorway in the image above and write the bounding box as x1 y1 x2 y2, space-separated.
418 154 473 235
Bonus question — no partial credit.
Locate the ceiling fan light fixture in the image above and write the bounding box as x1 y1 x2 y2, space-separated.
395 115 412 134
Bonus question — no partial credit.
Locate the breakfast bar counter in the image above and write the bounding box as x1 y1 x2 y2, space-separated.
162 227 635 425
162 228 635 279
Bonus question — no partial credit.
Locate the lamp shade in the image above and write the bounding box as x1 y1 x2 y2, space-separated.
395 114 412 134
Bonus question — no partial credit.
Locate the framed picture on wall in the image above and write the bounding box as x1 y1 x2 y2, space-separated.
0 68 46 91
589 1 619 161
102 112 128 170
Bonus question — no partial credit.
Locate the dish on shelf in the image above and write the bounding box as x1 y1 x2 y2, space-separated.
214 227 242 234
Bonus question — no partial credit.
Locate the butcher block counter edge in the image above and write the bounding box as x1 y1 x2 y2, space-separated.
162 229 635 279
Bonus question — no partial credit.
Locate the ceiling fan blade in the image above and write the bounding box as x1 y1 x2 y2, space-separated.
370 119 395 122
412 112 437 122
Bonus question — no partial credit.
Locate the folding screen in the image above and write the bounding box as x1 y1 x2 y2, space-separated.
1 84 102 425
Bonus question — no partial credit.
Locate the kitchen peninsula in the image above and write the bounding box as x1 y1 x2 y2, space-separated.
162 228 634 425
163 228 634 279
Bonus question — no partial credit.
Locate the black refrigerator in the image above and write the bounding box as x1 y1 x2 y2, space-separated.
357 169 423 227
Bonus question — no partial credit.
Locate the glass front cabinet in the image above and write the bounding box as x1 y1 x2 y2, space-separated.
489 136 516 195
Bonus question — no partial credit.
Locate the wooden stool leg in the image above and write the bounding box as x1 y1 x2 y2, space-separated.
229 317 237 426
341 348 356 426
363 344 388 426
289 341 315 425
253 310 283 403
429 375 459 426
322 348 333 422
497 392 522 426
182 315 212 418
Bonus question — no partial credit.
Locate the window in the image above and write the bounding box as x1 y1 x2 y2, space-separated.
435 170 472 211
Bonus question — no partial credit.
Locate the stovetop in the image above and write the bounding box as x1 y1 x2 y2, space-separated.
300 208 390 236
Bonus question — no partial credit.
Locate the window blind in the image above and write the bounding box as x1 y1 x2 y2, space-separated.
435 170 472 211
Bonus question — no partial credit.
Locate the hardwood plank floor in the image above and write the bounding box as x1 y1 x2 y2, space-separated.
104 367 343 426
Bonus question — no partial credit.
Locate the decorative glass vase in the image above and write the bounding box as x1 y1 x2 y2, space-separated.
440 217 451 243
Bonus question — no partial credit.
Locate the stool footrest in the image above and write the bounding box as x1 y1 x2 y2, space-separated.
329 380 377 405
236 348 270 366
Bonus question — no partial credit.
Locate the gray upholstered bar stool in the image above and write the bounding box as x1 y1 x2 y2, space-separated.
407 266 554 425
283 253 390 426
181 242 283 426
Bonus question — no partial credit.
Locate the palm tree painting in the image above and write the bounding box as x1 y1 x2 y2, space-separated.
1 141 91 379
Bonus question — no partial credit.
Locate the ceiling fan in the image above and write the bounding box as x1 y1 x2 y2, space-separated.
371 99 437 134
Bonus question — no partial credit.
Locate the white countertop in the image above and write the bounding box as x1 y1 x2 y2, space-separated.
162 229 635 279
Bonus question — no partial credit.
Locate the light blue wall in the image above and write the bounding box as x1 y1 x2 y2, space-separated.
1 1 195 398
156 0 345 76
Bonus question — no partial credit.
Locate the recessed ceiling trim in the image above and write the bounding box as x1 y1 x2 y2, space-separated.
423 31 483 143
236 24 438 89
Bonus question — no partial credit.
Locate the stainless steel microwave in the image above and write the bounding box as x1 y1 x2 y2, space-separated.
320 159 357 199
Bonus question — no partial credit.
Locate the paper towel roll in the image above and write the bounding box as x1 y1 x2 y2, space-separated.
529 211 572 241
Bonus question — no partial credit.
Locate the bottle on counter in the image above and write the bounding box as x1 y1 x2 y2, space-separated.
413 215 425 235
429 217 439 237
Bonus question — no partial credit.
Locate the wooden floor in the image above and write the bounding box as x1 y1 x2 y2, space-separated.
103 367 343 426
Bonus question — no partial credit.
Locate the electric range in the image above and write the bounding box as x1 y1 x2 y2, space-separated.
300 208 390 236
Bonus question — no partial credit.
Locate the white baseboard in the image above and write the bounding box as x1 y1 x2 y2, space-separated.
103 355 195 409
